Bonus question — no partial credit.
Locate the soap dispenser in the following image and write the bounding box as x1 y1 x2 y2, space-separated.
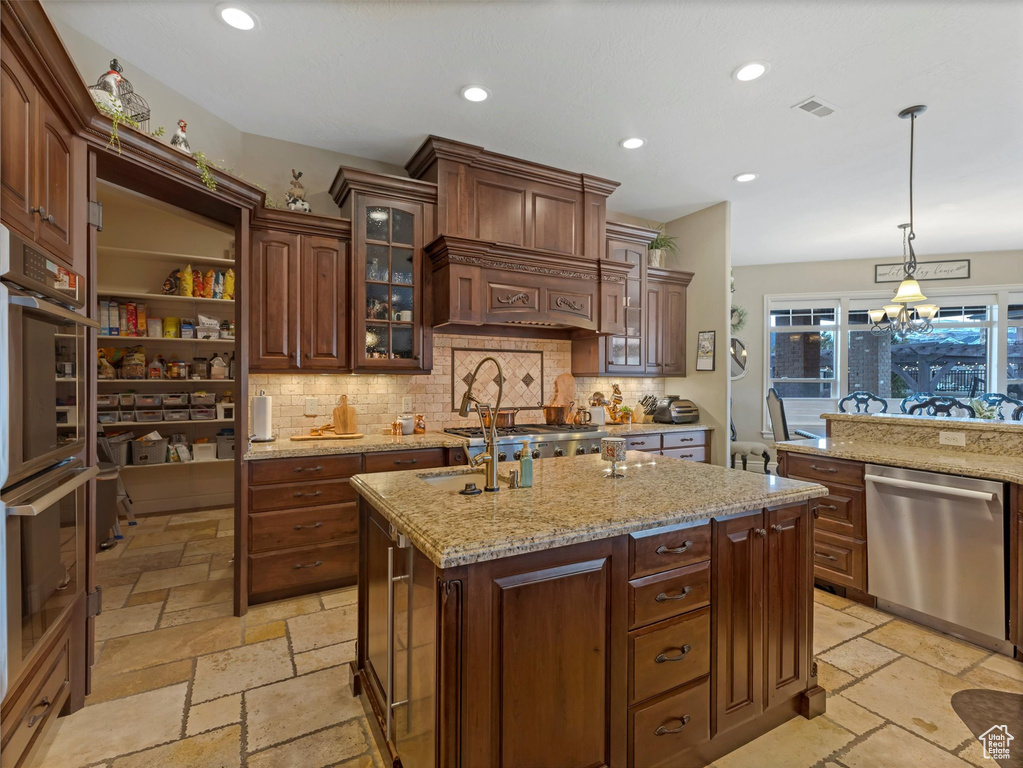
518 440 533 488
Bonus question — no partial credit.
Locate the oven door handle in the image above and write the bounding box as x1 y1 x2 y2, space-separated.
9 295 99 329
6 466 98 516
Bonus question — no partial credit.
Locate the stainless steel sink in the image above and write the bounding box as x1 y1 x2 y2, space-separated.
419 473 484 492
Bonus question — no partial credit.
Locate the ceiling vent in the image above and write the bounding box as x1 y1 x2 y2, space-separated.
793 97 837 118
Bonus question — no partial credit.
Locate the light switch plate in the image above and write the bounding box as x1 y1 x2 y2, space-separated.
939 430 966 447
402 396 414 413
304 397 318 417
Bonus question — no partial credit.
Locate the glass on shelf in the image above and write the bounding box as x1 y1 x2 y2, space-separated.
366 284 390 320
391 248 414 284
366 207 389 241
366 323 390 359
391 325 414 359
366 244 390 282
392 209 413 245
391 285 413 317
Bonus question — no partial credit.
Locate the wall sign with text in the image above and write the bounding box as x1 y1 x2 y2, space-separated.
874 259 971 283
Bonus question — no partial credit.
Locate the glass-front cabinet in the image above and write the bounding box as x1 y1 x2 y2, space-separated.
604 238 647 374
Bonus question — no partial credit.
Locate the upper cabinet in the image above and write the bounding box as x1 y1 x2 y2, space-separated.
331 168 436 373
248 211 350 373
0 45 78 267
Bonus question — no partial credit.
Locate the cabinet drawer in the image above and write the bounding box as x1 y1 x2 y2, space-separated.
661 447 706 463
630 676 710 768
249 502 358 553
808 483 865 539
249 479 356 512
1 623 71 768
249 540 357 595
813 530 866 591
662 431 708 450
630 523 711 579
624 434 662 452
786 454 863 488
629 560 711 629
249 454 362 485
363 448 446 473
630 607 710 705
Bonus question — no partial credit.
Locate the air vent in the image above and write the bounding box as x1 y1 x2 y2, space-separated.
793 97 837 118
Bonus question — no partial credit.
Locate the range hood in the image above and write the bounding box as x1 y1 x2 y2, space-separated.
427 235 633 335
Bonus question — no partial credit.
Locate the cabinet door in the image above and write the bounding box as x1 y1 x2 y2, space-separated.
300 235 348 370
713 511 764 735
662 280 687 376
354 197 427 371
0 51 37 239
34 99 75 265
765 504 811 707
250 229 300 370
645 280 664 375
604 238 645 374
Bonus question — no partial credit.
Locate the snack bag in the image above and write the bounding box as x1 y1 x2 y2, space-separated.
213 271 225 299
97 349 116 379
192 269 205 299
204 269 215 298
223 268 235 301
178 264 194 297
161 269 180 295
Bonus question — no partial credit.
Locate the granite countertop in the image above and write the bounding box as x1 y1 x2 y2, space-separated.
351 452 827 568
244 432 466 461
823 412 1023 434
775 438 1023 484
603 423 713 437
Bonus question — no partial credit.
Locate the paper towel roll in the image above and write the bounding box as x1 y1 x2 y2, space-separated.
251 395 273 440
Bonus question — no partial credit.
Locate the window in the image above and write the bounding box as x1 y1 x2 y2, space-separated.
1008 303 1023 400
768 305 837 398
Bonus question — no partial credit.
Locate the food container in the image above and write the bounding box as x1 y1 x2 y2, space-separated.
398 413 414 435
130 438 168 465
163 408 190 421
190 406 216 420
135 394 163 407
162 393 189 406
216 435 236 460
190 392 216 405
97 394 118 408
118 393 135 407
192 357 209 379
135 409 163 423
118 410 136 422
163 317 180 338
167 361 189 380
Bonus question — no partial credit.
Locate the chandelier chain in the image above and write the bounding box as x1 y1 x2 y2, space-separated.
905 112 917 276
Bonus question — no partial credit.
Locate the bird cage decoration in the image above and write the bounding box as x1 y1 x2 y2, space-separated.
93 59 150 132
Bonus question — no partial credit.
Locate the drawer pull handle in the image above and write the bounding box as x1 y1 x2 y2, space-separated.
655 714 691 736
632 440 646 446
756 528 767 538
820 503 838 510
654 644 692 663
810 465 838 474
655 586 692 603
677 453 694 459
394 459 419 465
292 491 323 498
26 697 52 728
294 560 324 569
293 522 324 530
771 524 784 533
676 437 694 443
814 551 838 561
655 541 692 556
294 466 323 473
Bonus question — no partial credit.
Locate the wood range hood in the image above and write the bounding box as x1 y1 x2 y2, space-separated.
405 136 631 336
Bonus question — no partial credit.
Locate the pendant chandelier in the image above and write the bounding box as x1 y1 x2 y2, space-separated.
870 105 938 340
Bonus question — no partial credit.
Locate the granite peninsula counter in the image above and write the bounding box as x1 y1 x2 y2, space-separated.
350 453 830 768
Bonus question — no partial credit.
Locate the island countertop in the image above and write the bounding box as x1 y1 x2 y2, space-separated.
243 432 466 461
351 451 827 568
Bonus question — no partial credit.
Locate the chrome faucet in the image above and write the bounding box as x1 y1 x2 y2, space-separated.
458 356 504 492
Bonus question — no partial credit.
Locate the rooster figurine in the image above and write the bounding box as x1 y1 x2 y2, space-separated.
89 60 123 113
170 119 191 154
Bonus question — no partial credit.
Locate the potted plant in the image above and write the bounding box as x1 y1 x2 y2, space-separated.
647 229 678 268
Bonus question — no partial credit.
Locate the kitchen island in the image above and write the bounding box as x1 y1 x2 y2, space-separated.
350 453 829 768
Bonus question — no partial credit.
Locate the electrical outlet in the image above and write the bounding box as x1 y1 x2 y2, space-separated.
304 397 318 417
402 396 414 413
939 430 966 447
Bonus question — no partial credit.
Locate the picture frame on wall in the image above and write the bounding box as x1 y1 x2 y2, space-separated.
696 330 716 371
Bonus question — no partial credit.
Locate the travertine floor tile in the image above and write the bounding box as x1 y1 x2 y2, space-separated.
864 619 988 674
125 587 169 607
819 637 901 678
843 657 977 749
166 508 234 526
817 660 855 693
244 666 364 751
134 563 210 593
294 640 356 675
842 602 893 626
823 693 885 735
814 604 873 654
95 602 164 641
712 711 854 768
161 601 234 628
27 683 187 768
244 620 286 644
165 578 232 613
101 583 134 610
98 616 242 673
186 694 242 736
814 588 854 611
178 553 213 567
977 653 1023 684
111 724 241 768
122 542 186 559
85 660 194 706
246 595 322 626
210 567 234 581
246 720 370 768
288 604 357 654
127 526 215 550
191 637 293 703
960 665 1023 694
321 586 358 610
839 724 974 768
183 535 234 557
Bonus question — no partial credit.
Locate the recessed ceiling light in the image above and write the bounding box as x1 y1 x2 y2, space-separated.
733 61 769 82
734 172 759 183
460 85 490 102
620 137 645 149
217 4 257 30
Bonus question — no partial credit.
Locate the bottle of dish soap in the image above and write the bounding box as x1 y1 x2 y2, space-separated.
519 440 533 488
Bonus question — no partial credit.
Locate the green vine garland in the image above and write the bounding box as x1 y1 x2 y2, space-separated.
731 304 748 333
193 152 217 191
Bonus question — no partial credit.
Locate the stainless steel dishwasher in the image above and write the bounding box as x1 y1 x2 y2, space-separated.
865 464 1008 653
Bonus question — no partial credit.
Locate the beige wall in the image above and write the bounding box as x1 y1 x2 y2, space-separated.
731 249 1023 443
660 202 732 465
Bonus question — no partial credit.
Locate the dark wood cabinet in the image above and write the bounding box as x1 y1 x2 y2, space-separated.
765 504 811 707
661 276 688 376
249 228 300 370
1 51 37 239
35 98 74 263
300 235 348 369
1010 484 1021 653
645 279 664 375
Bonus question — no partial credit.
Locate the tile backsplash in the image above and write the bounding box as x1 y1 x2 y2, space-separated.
248 334 666 438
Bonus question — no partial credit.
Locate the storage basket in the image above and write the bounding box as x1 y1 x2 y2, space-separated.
118 410 136 422
135 394 163 407
106 439 130 467
190 393 216 405
135 409 163 422
216 435 235 460
192 444 217 462
163 408 190 421
118 393 135 407
162 393 189 406
97 394 118 408
190 407 216 420
97 412 117 424
130 438 167 466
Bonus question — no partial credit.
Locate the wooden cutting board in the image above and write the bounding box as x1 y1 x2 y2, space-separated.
551 373 576 407
332 395 358 435
290 432 365 441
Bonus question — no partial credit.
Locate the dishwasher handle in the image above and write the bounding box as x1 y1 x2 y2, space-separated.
865 473 995 502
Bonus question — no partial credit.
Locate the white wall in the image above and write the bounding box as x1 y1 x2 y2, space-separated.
731 249 1023 443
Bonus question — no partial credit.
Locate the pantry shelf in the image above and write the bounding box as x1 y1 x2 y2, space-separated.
104 418 234 427
120 458 233 471
98 335 235 345
97 291 234 305
97 378 235 385
98 246 236 267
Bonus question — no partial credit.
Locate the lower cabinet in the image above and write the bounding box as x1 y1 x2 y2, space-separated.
355 500 819 768
620 429 712 464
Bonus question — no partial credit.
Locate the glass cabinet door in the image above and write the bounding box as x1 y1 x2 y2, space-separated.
605 242 645 372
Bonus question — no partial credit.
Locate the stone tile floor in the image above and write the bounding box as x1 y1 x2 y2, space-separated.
24 509 1023 767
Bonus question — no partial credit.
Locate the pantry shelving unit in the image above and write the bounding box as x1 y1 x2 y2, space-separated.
96 181 238 514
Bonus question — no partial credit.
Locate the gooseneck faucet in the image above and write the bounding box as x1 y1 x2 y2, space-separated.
458 356 504 492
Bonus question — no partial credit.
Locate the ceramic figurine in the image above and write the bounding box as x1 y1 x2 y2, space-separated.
285 169 312 212
170 119 191 154
89 63 123 112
